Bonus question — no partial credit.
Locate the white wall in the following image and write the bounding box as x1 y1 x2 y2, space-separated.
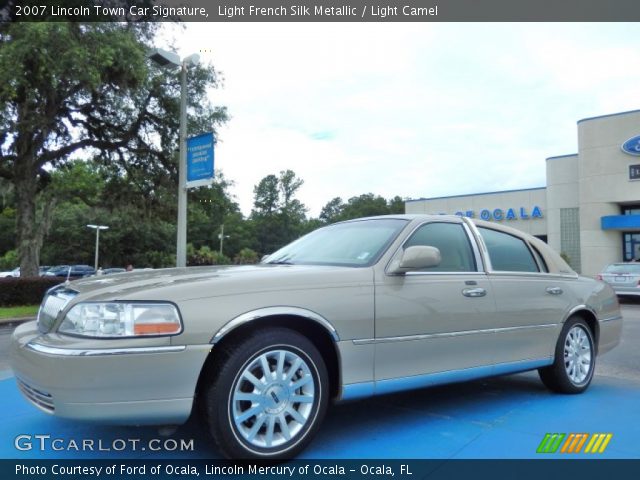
546 154 579 261
578 110 640 276
405 188 547 236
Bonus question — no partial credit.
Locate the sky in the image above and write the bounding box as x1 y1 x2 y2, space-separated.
161 22 640 217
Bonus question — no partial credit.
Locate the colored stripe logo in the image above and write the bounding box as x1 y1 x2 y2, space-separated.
537 433 612 454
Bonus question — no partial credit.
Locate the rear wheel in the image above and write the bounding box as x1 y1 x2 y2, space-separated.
538 316 595 394
204 328 328 459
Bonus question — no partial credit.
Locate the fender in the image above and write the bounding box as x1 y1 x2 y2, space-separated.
563 304 598 323
210 306 340 344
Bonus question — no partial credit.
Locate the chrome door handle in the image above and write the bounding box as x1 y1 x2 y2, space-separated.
462 287 487 297
546 287 563 295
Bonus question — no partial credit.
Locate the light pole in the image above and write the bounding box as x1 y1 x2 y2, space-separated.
148 48 200 268
87 224 109 271
218 224 230 255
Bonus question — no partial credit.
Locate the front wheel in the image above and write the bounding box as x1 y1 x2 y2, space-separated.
538 316 595 394
204 328 328 459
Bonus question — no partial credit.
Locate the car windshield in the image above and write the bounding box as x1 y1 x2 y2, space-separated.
604 263 640 274
263 218 408 267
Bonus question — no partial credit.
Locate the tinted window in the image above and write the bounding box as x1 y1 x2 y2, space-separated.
264 218 408 267
404 222 476 272
479 227 539 272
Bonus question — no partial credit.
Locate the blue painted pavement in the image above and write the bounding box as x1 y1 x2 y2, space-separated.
1 372 638 459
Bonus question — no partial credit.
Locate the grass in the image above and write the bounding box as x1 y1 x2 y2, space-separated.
0 305 39 320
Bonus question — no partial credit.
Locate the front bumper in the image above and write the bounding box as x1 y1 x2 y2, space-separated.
10 321 211 425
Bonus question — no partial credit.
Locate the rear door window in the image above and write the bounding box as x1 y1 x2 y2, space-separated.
478 227 539 273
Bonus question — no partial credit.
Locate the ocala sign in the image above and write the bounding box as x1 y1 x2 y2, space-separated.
453 206 543 221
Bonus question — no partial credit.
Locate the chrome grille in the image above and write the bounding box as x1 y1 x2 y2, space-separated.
16 378 55 413
37 288 77 333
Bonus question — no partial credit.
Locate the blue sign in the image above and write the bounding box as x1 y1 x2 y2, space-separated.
621 135 640 156
187 132 214 185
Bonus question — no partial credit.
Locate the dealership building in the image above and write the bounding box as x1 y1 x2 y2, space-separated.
406 109 640 277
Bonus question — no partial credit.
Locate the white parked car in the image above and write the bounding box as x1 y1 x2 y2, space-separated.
0 267 19 278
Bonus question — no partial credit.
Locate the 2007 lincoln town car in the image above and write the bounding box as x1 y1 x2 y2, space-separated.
10 215 622 459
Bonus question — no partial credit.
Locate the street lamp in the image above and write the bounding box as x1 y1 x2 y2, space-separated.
218 224 230 255
87 224 109 271
148 47 200 268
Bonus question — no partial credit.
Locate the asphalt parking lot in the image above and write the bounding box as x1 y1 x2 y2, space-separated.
0 302 639 460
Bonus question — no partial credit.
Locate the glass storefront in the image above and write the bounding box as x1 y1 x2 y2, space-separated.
621 206 640 261
623 232 640 261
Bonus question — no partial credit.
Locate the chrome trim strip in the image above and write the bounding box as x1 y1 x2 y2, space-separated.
599 315 623 323
352 323 558 345
461 218 486 271
404 271 486 277
25 343 186 357
488 271 578 279
462 217 492 272
564 304 598 323
211 306 339 344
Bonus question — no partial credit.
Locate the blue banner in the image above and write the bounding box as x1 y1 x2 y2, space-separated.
186 132 214 185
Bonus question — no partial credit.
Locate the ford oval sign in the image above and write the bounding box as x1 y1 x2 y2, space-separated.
622 135 640 156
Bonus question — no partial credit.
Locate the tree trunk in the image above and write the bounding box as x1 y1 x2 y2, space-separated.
15 156 40 278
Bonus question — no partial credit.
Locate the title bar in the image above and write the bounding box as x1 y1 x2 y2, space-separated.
5 0 640 22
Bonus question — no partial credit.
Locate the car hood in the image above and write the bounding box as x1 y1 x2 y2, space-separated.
62 264 374 303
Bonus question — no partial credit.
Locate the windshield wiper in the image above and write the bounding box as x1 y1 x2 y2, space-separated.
267 260 295 265
265 255 295 265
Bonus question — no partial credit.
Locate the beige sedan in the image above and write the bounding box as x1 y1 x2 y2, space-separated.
10 215 622 459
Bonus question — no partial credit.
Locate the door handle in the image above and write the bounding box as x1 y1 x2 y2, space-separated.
546 286 563 295
462 287 487 297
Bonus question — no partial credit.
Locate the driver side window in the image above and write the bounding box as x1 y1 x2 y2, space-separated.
404 222 476 272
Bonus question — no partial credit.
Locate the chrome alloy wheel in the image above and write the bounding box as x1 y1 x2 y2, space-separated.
563 325 592 385
231 349 315 449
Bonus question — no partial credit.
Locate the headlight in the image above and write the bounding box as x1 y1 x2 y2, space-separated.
58 302 182 338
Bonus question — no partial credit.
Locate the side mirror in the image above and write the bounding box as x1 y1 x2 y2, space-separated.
388 246 441 274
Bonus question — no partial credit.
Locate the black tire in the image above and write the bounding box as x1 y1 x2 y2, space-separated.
204 328 328 459
538 316 596 394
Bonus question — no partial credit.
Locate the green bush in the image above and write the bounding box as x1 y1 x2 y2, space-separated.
234 248 259 264
187 245 230 266
0 249 18 270
0 277 67 307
